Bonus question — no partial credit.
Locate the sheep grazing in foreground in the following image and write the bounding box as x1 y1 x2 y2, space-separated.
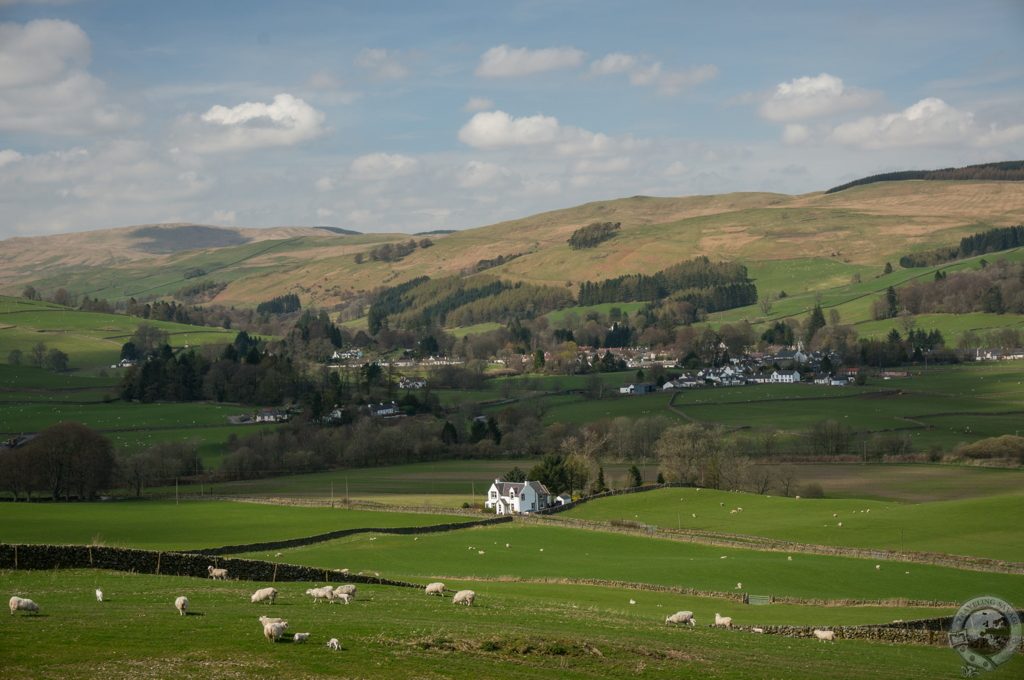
263 621 288 642
305 586 335 604
207 566 228 580
425 582 445 597
665 610 695 626
334 593 352 605
259 616 284 626
293 632 310 643
714 613 733 628
95 589 103 603
813 629 835 642
326 638 341 651
452 590 475 606
174 596 189 616
9 596 39 615
334 584 357 599
250 587 278 604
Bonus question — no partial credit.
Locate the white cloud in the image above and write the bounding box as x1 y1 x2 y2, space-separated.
782 123 811 145
210 209 236 224
664 161 688 176
760 73 878 121
0 19 137 134
573 157 630 174
464 97 495 112
589 52 637 75
458 110 561 149
831 97 975 149
0 149 23 167
355 48 408 79
456 160 508 188
185 93 325 153
476 44 585 78
350 152 419 180
314 176 334 192
590 51 717 95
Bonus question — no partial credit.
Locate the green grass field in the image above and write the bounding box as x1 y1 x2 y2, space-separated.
1 569 983 679
562 487 1024 561
0 501 472 550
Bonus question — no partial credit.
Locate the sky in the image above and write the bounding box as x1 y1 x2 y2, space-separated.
1 0 1023 238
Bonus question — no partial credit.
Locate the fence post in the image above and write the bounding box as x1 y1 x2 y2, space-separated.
272 562 278 583
155 552 161 575
13 544 17 570
88 546 93 566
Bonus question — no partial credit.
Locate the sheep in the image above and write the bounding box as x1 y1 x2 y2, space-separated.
665 610 696 626
250 587 278 604
478 550 485 555
629 599 637 605
813 629 835 642
95 588 103 603
175 596 189 616
452 589 475 606
334 593 352 605
730 509 737 514
837 522 843 527
334 584 357 599
875 564 881 570
752 627 764 634
326 638 341 651
736 507 743 512
720 502 725 507
9 596 39 615
425 582 445 597
787 556 793 561
263 621 288 642
735 582 743 590
714 613 733 628
259 616 284 626
305 586 335 604
832 513 838 518
207 566 228 580
340 568 350 575
293 632 310 644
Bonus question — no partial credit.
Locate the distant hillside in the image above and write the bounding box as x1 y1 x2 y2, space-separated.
826 161 1024 194
315 226 362 235
132 225 250 253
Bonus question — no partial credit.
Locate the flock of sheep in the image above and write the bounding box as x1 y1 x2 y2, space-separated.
662 608 834 641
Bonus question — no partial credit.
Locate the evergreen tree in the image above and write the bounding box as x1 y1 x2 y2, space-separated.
804 305 827 344
628 464 643 488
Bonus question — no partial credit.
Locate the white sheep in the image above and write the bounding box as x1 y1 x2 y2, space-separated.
720 502 725 507
629 599 637 605
787 556 793 561
735 582 743 590
293 632 310 643
875 564 881 570
730 509 737 514
334 584 357 599
95 588 103 603
665 610 695 626
837 522 843 527
326 638 341 651
752 627 764 633
175 596 189 616
251 587 278 604
452 589 475 606
334 593 352 605
714 613 733 628
259 616 284 625
425 582 445 597
9 596 39 615
305 586 335 604
207 565 228 580
263 621 288 642
813 629 835 642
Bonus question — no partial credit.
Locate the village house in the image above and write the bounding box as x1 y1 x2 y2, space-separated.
398 376 427 389
770 369 801 384
255 408 289 423
484 478 553 515
619 383 657 395
367 401 401 418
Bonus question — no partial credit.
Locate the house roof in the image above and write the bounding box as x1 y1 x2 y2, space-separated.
492 479 551 497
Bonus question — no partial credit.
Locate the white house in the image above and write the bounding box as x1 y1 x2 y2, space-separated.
255 408 289 423
485 478 553 515
368 402 400 418
554 493 572 507
770 370 801 384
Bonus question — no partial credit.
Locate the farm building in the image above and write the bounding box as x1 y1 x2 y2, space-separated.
485 478 553 515
368 402 401 418
399 376 427 389
255 408 289 423
619 383 657 395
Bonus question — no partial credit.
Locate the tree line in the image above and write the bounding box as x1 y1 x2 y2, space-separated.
577 256 756 309
567 221 621 250
899 224 1024 268
873 259 1024 319
826 161 1024 194
256 293 301 315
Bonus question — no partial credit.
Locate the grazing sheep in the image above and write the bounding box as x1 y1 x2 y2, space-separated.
714 613 733 628
306 586 335 604
813 629 835 642
752 627 764 634
629 599 637 605
735 582 743 590
333 593 352 605
425 582 445 597
736 507 743 512
730 509 737 514
832 513 838 518
720 555 728 560
263 621 288 642
665 610 695 626
720 502 725 507
340 568 349 575
334 584 357 599
326 638 341 651
175 596 189 616
478 550 485 555
259 616 284 626
875 564 881 570
787 556 793 561
539 548 544 552
795 495 801 499
95 589 103 603
293 632 310 643
505 543 510 548
9 596 39 615
837 522 843 527
452 589 475 606
207 566 228 580
251 587 278 604
691 513 697 518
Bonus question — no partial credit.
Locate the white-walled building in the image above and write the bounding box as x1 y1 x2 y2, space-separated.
770 370 801 384
485 478 553 515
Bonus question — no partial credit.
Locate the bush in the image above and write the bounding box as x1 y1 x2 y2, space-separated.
800 482 825 498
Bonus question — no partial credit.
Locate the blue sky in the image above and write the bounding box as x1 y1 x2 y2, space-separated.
1 0 1023 237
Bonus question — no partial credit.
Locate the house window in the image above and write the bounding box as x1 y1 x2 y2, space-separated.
490 491 496 498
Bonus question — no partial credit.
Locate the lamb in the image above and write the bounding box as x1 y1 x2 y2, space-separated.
326 638 341 651
207 565 228 580
263 621 288 642
95 588 103 603
665 610 696 626
452 589 475 606
293 632 310 643
425 582 445 597
9 596 39 615
714 613 733 628
250 587 278 604
334 584 357 599
175 596 189 616
813 629 835 642
334 593 352 605
306 586 335 604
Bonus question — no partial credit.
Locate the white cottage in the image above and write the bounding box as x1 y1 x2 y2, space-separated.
484 478 553 515
770 370 801 384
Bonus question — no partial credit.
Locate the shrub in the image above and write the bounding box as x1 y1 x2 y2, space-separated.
800 482 825 498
